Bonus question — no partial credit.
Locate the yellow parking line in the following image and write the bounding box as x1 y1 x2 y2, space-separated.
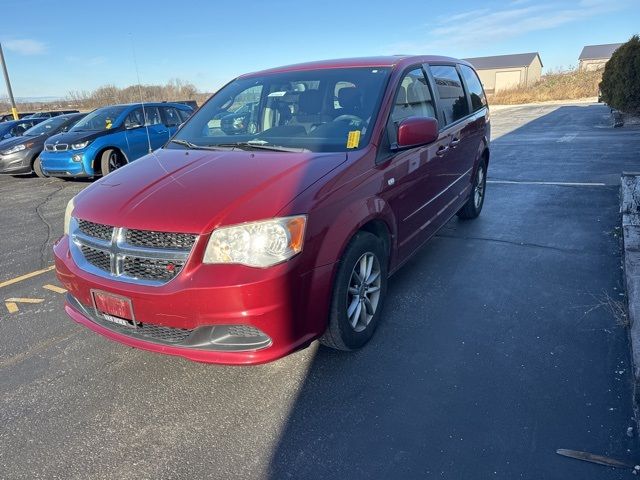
4 298 45 314
0 266 55 289
6 298 45 303
43 284 67 294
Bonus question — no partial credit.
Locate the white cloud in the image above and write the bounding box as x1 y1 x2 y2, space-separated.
3 39 47 55
385 0 633 54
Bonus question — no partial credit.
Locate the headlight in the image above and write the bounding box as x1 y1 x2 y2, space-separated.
203 216 306 267
71 141 91 150
63 197 75 236
1 143 26 155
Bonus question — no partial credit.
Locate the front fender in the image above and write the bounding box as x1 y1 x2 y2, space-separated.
313 194 398 271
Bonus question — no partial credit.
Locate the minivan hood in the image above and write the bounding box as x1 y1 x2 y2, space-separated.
73 148 348 234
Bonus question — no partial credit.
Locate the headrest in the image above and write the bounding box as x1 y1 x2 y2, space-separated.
396 86 407 105
338 87 362 110
407 81 430 104
298 90 322 114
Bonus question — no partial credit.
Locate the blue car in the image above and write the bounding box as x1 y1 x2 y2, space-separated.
40 102 192 178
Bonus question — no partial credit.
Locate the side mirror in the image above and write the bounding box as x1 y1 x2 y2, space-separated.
395 116 439 150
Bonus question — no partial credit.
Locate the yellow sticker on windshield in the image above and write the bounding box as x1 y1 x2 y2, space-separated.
105 118 112 129
346 130 361 149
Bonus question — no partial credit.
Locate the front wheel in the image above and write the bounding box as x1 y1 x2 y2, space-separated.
33 155 47 178
320 231 388 351
100 149 126 176
457 158 487 220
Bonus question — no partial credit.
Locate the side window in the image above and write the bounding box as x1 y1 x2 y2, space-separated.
428 65 470 125
459 64 487 112
177 109 191 122
390 68 435 124
125 108 144 128
163 107 182 127
144 106 162 126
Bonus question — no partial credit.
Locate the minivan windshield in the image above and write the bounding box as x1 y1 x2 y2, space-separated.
170 67 391 153
23 115 71 136
71 106 127 132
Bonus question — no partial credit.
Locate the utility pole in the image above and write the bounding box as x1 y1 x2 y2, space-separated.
0 43 19 120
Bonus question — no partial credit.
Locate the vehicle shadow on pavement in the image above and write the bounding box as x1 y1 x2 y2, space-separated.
267 104 639 479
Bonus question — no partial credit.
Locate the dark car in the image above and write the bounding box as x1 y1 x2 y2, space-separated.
26 110 80 119
0 112 35 122
0 118 46 141
55 55 490 364
0 113 86 176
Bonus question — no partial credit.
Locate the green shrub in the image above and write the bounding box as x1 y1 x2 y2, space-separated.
600 35 640 114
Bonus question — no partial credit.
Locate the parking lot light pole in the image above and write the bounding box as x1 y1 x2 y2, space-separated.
0 43 19 120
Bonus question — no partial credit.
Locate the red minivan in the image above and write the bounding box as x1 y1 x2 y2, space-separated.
54 56 490 365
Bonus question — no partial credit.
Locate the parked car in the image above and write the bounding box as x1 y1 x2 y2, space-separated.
0 112 35 122
26 110 80 119
0 118 46 141
0 113 86 176
54 56 490 365
40 102 192 178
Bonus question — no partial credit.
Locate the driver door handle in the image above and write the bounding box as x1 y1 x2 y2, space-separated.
449 137 460 148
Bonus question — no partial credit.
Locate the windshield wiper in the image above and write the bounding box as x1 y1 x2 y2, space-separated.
214 141 309 153
168 139 232 151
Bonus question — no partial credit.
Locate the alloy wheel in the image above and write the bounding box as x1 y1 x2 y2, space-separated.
474 165 486 209
346 252 382 332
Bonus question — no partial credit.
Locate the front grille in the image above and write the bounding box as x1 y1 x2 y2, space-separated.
45 144 54 152
78 219 114 241
71 219 196 285
125 229 196 249
80 245 111 272
54 144 69 151
123 257 185 282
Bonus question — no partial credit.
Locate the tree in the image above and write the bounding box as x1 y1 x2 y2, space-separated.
600 35 640 114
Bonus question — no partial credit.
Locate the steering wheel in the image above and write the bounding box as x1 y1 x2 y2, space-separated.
333 114 364 127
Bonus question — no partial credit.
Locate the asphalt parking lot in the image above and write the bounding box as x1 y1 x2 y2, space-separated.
1 101 640 479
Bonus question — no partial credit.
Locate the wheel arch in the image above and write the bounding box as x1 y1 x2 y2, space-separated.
93 146 129 175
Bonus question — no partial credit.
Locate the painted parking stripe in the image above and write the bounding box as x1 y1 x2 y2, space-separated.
43 284 67 294
0 266 55 289
5 298 45 313
488 180 607 187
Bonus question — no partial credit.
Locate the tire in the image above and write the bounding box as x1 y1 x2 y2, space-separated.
320 231 388 351
457 158 487 220
32 155 47 178
100 149 125 176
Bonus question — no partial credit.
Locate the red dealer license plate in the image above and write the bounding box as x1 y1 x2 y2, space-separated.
91 290 136 328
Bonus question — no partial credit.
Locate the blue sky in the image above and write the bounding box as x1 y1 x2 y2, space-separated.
0 0 638 98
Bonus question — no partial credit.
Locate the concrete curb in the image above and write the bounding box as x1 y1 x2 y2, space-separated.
621 173 640 420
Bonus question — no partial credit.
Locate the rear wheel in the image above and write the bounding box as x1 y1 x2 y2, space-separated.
100 149 125 176
457 158 487 220
320 231 388 351
32 155 47 178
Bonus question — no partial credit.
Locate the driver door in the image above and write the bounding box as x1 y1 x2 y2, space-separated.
380 67 450 261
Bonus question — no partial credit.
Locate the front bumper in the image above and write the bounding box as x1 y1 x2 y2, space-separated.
54 235 334 365
40 151 91 177
0 149 32 174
